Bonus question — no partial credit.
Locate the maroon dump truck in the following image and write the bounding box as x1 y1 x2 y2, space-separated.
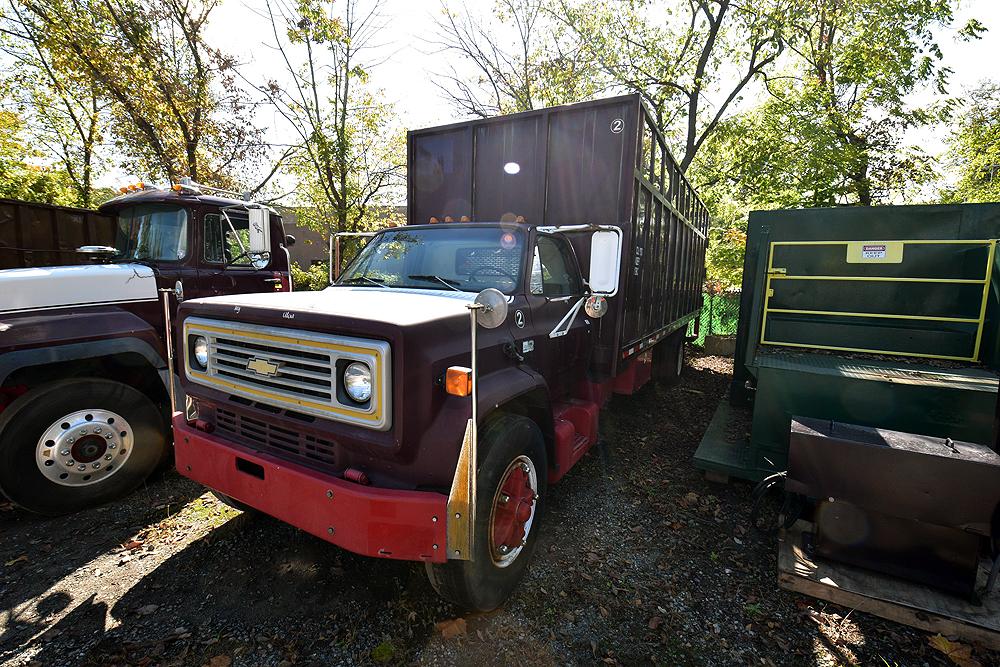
0 184 294 514
173 95 709 609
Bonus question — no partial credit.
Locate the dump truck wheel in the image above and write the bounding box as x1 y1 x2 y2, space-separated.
653 330 685 385
424 413 547 611
0 379 167 515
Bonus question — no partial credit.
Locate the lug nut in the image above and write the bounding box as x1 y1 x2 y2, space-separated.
67 438 75 444
106 434 113 440
77 465 86 471
105 455 113 461
93 462 101 469
108 443 117 450
66 460 75 466
79 429 87 435
60 449 70 456
94 427 102 434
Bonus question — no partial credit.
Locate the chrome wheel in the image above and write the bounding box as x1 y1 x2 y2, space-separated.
35 409 134 487
489 455 538 568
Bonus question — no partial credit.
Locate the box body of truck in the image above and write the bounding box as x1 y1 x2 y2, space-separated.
408 94 709 378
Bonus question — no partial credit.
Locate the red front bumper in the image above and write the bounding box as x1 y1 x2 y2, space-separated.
173 414 448 563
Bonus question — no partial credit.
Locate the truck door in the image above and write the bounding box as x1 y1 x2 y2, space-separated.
516 234 591 399
197 210 283 297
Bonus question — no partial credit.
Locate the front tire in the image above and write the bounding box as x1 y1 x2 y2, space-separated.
425 414 547 611
0 379 167 515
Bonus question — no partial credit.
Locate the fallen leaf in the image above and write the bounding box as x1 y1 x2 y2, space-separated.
648 616 663 630
124 540 144 551
4 555 27 566
435 617 467 639
928 634 982 667
207 656 232 667
137 604 159 616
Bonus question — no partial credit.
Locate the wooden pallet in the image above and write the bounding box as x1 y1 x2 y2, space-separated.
778 521 1000 651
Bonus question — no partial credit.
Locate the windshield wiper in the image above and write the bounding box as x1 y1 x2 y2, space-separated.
408 274 462 292
341 275 389 288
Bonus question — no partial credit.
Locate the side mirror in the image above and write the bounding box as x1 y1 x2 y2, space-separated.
588 229 622 296
284 234 297 247
248 208 271 256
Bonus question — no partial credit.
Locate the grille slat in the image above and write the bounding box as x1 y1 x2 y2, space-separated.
213 351 333 381
216 407 340 468
213 342 332 370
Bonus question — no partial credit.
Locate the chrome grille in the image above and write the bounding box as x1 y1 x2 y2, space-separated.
216 407 338 467
183 317 391 430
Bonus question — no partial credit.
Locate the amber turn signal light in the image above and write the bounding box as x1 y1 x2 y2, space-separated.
445 366 472 397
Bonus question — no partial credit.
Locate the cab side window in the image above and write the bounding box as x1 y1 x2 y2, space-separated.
204 213 252 266
530 236 581 297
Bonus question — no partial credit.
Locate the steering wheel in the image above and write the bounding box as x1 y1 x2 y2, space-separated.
469 265 517 283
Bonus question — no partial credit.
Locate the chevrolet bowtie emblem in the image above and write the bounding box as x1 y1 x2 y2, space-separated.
247 357 281 377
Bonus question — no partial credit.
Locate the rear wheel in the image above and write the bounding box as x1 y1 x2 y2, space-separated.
0 379 167 515
425 414 547 611
652 330 685 385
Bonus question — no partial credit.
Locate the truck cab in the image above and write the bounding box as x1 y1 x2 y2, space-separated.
0 184 293 515
173 95 710 610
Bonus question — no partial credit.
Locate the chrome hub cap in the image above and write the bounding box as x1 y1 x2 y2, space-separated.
36 409 134 487
489 455 538 568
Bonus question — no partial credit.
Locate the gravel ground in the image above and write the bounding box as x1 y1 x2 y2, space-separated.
1 353 997 666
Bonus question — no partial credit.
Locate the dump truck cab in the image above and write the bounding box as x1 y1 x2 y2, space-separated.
0 185 293 515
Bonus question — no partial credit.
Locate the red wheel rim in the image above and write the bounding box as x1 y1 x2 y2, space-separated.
489 455 538 567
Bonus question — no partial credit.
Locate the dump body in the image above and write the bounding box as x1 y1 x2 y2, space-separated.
0 198 116 269
407 94 709 377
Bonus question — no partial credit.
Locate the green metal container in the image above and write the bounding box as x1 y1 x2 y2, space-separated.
695 203 1000 481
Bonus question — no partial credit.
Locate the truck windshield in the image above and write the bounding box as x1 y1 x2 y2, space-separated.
338 226 525 294
114 204 188 262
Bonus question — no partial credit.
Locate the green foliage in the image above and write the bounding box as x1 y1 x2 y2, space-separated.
942 82 1000 203
691 0 969 287
18 0 258 183
290 261 330 291
0 109 79 204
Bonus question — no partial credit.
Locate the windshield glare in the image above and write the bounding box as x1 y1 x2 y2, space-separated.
338 226 525 294
115 204 188 262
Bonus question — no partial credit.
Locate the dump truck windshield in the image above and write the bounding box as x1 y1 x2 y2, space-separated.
114 204 188 262
338 226 525 294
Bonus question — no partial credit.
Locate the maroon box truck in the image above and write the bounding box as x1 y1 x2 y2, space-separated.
0 183 294 514
173 95 709 609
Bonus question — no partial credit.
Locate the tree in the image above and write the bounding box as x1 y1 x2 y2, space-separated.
690 0 978 288
943 81 1000 203
19 0 259 184
0 108 78 204
428 0 601 117
1 0 109 207
556 0 796 170
254 0 403 239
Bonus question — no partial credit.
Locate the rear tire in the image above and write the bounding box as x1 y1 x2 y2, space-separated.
424 414 547 611
652 330 685 385
0 379 167 515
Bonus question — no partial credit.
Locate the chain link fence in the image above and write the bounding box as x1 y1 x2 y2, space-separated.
688 289 741 347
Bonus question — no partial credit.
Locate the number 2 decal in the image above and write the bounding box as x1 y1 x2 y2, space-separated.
610 118 624 134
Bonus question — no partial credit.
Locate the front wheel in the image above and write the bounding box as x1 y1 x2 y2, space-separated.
425 414 547 611
0 379 167 515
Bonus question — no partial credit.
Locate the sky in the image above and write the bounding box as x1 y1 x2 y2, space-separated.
147 0 1000 196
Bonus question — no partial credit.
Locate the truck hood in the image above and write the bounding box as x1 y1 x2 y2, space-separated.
187 286 484 326
0 263 158 314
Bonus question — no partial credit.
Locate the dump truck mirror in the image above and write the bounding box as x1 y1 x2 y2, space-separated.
248 208 271 256
589 229 622 296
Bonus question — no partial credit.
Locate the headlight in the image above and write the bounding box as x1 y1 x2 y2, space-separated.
192 335 209 369
343 362 372 402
